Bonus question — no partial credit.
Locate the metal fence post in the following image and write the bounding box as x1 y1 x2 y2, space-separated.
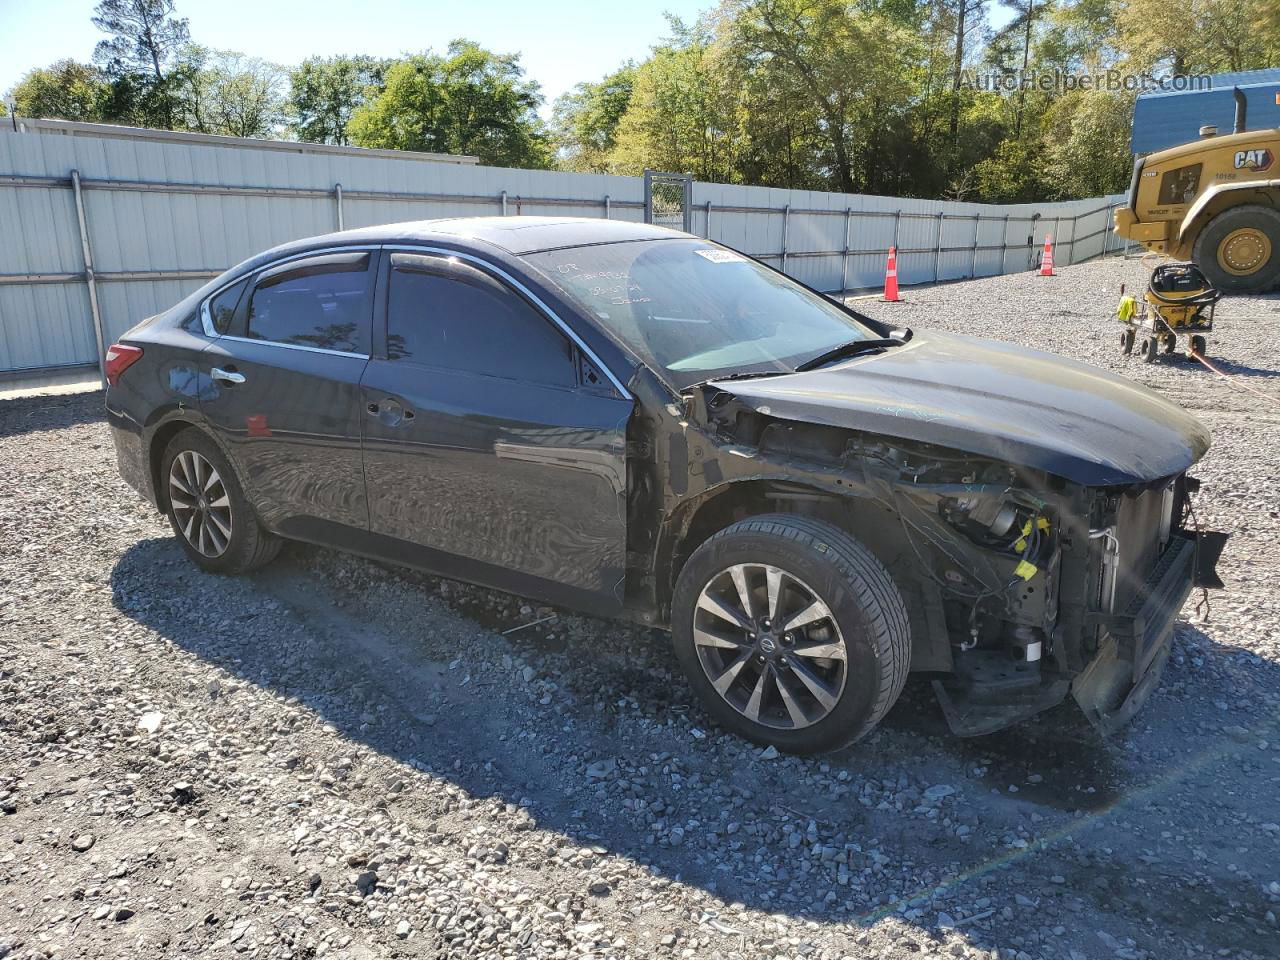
1000 213 1010 274
334 183 344 231
603 194 610 219
933 212 945 283
705 200 713 239
892 210 902 250
1064 213 1076 266
970 216 980 278
781 204 791 272
1101 205 1111 259
841 207 853 293
500 190 508 216
70 169 107 388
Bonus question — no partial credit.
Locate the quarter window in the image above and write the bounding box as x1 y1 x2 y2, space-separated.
207 278 247 335
247 253 372 352
387 260 574 387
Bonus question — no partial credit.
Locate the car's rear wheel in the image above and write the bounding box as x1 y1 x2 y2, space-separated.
161 429 281 574
671 514 910 754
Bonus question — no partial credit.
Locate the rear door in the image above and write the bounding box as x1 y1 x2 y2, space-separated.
199 248 376 537
359 249 632 611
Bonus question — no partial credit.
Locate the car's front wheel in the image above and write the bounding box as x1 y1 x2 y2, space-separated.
161 429 281 574
671 514 910 754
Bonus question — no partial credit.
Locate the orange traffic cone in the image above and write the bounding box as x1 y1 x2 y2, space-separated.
1039 235 1055 276
883 246 901 302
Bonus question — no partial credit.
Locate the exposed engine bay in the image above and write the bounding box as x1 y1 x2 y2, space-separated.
621 354 1227 736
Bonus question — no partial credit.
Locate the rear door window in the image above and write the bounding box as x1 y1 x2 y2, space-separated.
247 252 373 353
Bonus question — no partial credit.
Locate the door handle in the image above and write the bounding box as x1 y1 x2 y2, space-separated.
367 398 412 426
211 366 245 385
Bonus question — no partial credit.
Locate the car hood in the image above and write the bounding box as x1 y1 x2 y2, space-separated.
705 330 1209 486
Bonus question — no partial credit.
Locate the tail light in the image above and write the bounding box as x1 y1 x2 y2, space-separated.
104 344 144 386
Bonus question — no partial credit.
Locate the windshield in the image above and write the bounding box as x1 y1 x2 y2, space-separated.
522 239 878 389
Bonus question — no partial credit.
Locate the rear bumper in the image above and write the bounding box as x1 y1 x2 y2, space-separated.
107 407 155 508
1072 531 1223 733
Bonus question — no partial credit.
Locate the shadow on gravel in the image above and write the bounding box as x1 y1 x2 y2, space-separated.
1181 355 1280 380
0 390 104 437
108 536 1280 954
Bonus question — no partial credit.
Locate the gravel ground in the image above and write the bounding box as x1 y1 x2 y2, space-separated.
2 256 1279 960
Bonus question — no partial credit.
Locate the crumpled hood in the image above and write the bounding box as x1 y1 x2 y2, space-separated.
706 330 1210 486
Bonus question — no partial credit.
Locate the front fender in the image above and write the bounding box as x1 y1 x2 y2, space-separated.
1179 179 1280 243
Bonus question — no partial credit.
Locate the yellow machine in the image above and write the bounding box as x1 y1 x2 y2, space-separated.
1113 89 1280 292
1116 263 1219 363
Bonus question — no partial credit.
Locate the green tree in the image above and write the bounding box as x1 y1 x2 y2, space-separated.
551 63 636 172
607 19 742 182
727 0 917 193
349 42 550 167
937 0 990 145
1038 89 1134 197
992 0 1054 135
1115 0 1277 73
971 136 1047 201
1259 0 1280 60
91 0 190 127
287 55 389 145
172 46 286 137
1037 0 1120 71
7 60 112 122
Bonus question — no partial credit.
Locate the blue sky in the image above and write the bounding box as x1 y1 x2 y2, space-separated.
0 0 713 113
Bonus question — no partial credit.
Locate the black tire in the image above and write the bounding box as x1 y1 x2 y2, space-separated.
1192 205 1280 293
1139 337 1158 363
161 429 281 574
1190 334 1207 358
1119 329 1135 355
671 514 910 754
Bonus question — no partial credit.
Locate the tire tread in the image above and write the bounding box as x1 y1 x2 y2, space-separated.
687 513 910 750
1193 204 1280 292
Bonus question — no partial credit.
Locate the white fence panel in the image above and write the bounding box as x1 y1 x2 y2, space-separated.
0 123 1126 379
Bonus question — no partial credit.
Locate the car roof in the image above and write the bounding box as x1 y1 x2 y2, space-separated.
289 216 690 257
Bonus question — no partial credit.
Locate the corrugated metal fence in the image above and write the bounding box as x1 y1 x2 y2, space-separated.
0 120 1129 380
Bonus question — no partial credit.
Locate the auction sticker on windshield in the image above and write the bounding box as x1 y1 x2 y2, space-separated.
695 248 748 263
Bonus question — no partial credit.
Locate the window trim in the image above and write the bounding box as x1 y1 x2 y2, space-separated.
200 244 379 359
383 244 632 400
202 275 250 338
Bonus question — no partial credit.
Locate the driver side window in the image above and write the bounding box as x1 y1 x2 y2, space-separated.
386 257 576 388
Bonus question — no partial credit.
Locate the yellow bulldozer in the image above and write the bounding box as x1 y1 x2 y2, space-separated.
1114 88 1280 292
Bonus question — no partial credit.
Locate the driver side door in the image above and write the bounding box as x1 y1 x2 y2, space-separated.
359 250 633 613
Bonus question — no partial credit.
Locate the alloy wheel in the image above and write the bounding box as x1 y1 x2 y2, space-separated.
168 450 233 558
692 563 848 730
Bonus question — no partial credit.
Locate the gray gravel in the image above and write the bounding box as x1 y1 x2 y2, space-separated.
2 256 1279 960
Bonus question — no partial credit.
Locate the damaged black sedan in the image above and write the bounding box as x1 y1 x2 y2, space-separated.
105 217 1226 753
